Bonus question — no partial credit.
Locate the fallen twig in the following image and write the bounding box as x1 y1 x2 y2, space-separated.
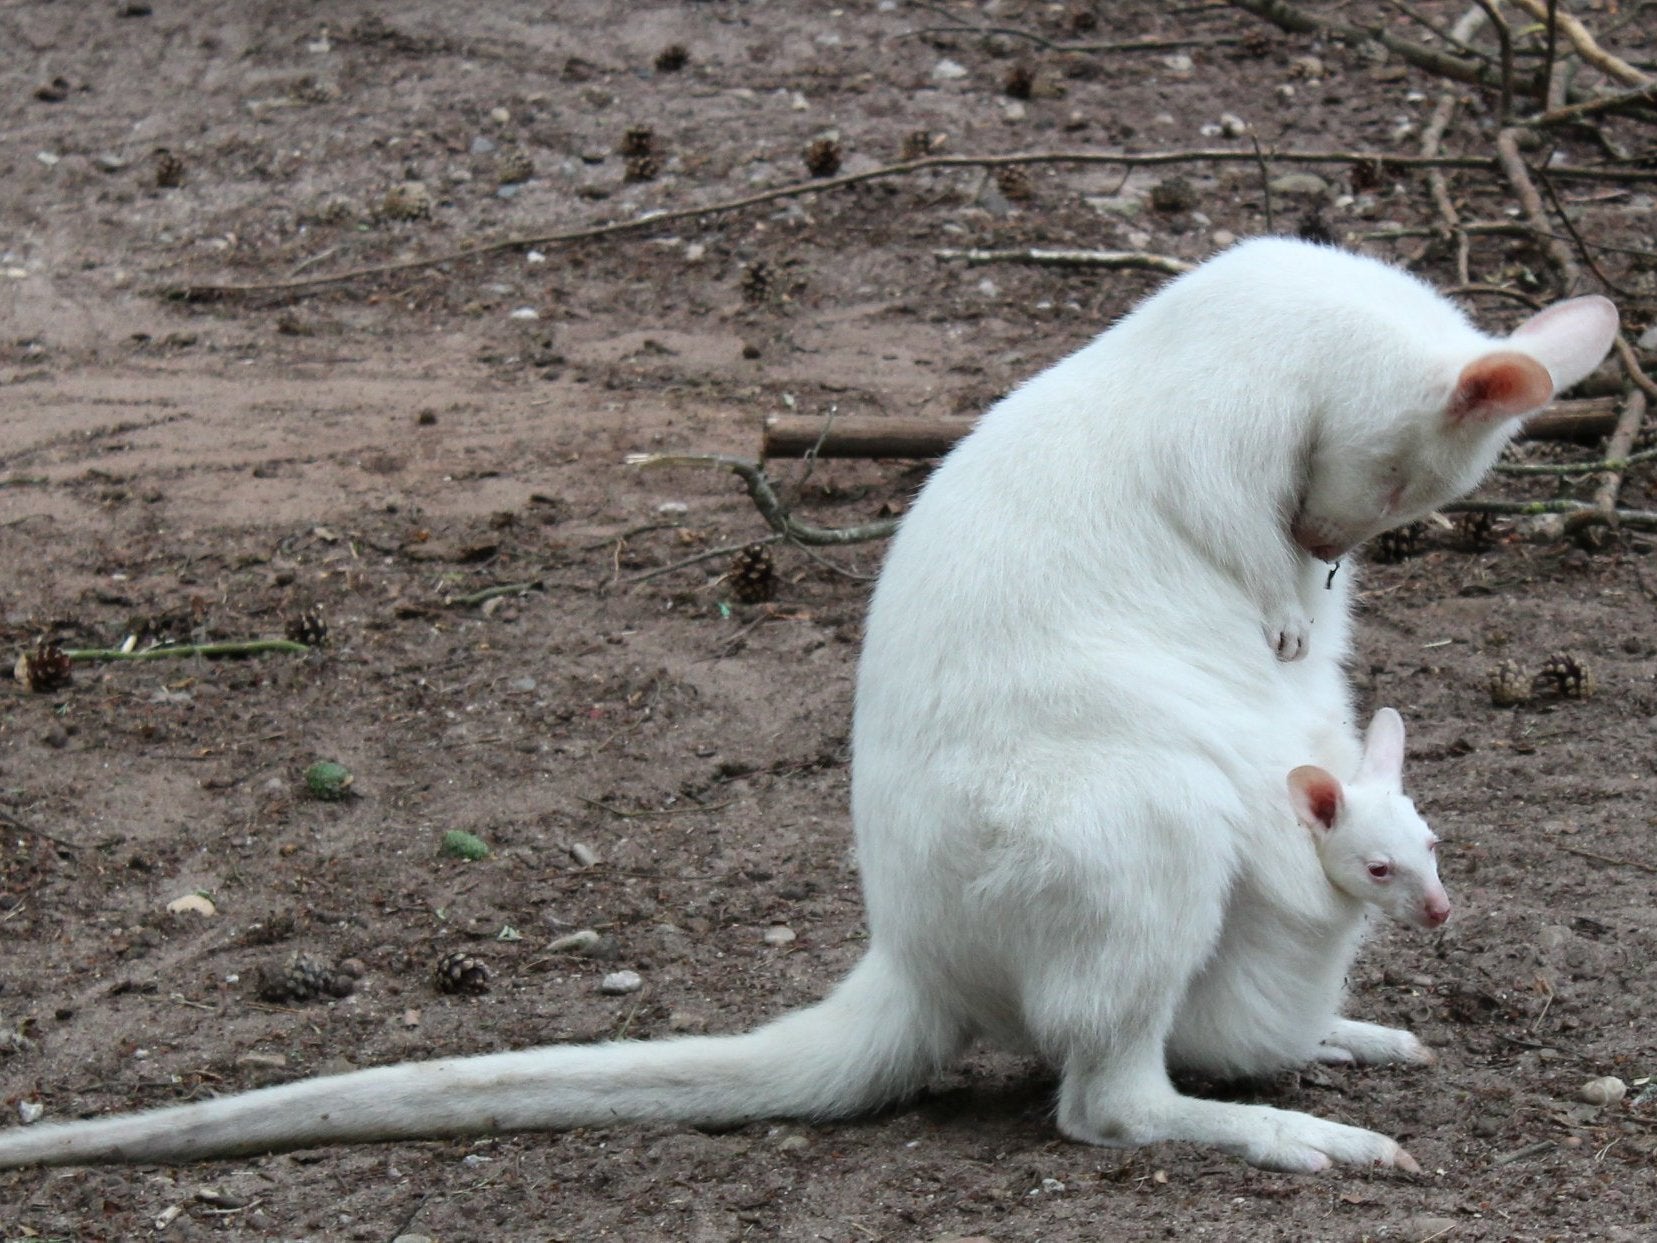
0 807 84 853
445 580 544 608
577 796 733 820
1558 844 1657 875
622 534 786 586
63 639 311 663
1507 0 1651 88
165 147 1652 301
933 247 1193 274
1563 390 1649 535
627 453 899 546
1443 498 1657 531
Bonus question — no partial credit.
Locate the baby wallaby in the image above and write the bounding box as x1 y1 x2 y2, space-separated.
1288 707 1450 931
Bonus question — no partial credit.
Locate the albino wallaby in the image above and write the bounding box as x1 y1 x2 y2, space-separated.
1293 707 1450 935
1287 706 1452 1071
0 239 1617 1173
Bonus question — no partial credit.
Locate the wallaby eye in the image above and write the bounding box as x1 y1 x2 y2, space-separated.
1366 862 1392 880
1427 839 1438 854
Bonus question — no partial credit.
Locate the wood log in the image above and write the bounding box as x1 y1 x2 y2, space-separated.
762 398 1620 460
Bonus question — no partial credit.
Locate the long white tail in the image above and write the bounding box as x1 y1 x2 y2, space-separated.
0 953 953 1167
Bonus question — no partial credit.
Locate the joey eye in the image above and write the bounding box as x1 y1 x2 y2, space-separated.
1366 862 1392 880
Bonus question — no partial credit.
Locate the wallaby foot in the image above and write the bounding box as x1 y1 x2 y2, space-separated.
1057 1055 1419 1174
1321 1019 1435 1067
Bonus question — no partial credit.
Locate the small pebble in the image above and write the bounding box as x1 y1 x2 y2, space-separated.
1580 1075 1626 1106
18 1100 43 1125
508 306 540 320
600 970 643 995
763 925 796 947
931 59 968 81
167 893 217 917
489 106 510 125
568 841 600 867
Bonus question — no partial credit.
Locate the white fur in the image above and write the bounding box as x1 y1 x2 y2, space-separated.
0 239 1617 1172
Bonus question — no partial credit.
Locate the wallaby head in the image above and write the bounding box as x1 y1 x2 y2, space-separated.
1291 293 1619 563
1287 708 1450 930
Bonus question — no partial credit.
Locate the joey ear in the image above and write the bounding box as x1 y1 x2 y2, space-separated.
1448 351 1554 424
1287 765 1343 835
1509 294 1619 393
1358 706 1406 788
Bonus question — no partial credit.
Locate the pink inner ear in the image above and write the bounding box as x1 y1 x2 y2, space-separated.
1288 765 1343 832
1448 351 1554 424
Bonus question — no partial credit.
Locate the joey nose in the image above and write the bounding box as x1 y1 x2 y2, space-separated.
1423 897 1451 928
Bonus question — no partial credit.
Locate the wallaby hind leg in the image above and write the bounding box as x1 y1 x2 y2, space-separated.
1319 1018 1435 1068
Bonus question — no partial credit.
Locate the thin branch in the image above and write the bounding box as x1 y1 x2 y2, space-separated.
445 580 544 608
623 534 787 586
0 807 84 854
1563 390 1649 534
1421 88 1469 283
1506 0 1651 88
165 146 1654 301
896 25 1238 54
932 247 1194 274
63 639 311 662
1226 0 1516 92
1443 498 1657 530
1472 0 1515 121
1494 127 1584 292
1558 844 1657 875
626 454 899 546
1494 439 1657 475
1526 79 1657 126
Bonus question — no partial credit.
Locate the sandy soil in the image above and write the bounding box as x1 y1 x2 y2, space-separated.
1 2 1654 1240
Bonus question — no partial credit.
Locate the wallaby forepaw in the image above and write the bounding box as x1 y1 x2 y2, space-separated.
1267 613 1311 662
1323 1020 1434 1067
1314 1043 1357 1066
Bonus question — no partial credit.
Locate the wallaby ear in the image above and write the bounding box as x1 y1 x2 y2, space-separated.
1288 765 1343 835
1509 294 1619 393
1357 706 1406 788
1448 350 1554 424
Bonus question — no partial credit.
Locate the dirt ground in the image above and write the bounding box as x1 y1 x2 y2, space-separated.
2 2 1655 1240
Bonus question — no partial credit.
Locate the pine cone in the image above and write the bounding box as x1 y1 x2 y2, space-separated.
255 951 356 1003
285 608 328 646
153 148 184 188
803 137 842 178
1457 511 1498 552
624 152 660 182
495 148 534 186
14 642 72 694
1371 521 1426 564
1239 27 1274 57
380 181 432 221
900 130 936 161
434 950 491 995
1532 652 1595 700
1068 6 1099 33
1488 659 1530 707
654 44 689 72
1149 176 1196 214
1350 158 1385 192
727 543 777 604
995 166 1034 203
619 125 656 158
1003 64 1036 100
740 260 774 306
